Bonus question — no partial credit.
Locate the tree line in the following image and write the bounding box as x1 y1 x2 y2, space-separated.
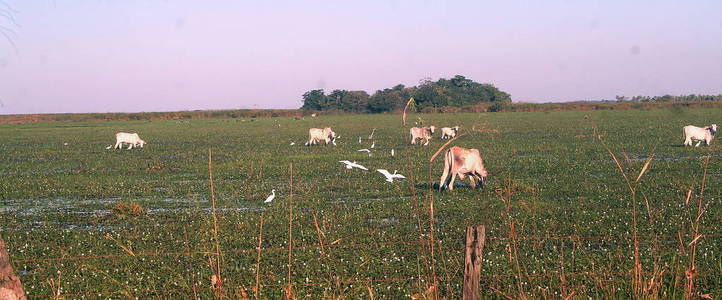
615 94 722 102
300 75 512 113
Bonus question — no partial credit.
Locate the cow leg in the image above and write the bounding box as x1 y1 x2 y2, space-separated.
448 172 457 190
424 139 429 146
468 174 477 188
127 143 133 150
114 141 121 149
439 164 450 191
695 141 701 147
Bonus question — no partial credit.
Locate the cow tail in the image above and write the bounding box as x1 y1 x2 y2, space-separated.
439 149 452 191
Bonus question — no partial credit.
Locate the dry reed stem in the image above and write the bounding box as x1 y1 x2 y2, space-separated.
429 133 466 163
208 148 224 298
312 214 326 255
255 214 264 299
402 97 415 126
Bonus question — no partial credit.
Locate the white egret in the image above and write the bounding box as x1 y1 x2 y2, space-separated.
339 160 368 170
391 149 395 156
357 149 372 156
264 189 276 203
376 169 406 183
370 141 375 148
290 142 296 146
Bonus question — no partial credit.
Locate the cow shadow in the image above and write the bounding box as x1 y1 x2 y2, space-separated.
415 182 485 191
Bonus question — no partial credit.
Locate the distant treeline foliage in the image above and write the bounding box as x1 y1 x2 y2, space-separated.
301 75 512 113
615 94 722 102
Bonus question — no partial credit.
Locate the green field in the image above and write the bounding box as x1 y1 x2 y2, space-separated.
1 109 720 298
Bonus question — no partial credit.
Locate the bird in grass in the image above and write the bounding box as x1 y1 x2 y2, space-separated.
357 149 372 156
370 141 375 149
105 145 112 150
358 136 362 143
391 149 395 156
290 142 295 146
339 160 368 170
264 189 276 203
376 169 406 183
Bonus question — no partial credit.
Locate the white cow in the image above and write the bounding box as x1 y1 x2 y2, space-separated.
440 126 460 139
305 127 337 146
683 124 717 147
410 126 435 146
113 132 146 150
439 146 488 191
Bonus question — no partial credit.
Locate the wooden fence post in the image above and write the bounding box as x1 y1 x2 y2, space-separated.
463 226 485 300
0 235 26 300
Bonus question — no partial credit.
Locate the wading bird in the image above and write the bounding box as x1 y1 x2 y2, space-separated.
264 189 276 203
377 169 406 183
357 148 372 156
339 160 368 170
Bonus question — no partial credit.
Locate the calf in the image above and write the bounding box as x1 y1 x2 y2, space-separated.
440 126 460 139
439 146 488 191
305 127 337 146
410 126 435 145
683 124 717 147
113 132 146 150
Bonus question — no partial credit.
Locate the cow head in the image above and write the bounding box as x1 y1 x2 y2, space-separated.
428 126 435 134
325 128 336 139
137 140 146 148
453 126 460 133
708 124 718 135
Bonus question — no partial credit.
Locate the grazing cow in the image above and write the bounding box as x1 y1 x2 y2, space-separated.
410 126 435 146
440 126 460 139
113 132 146 150
683 124 718 147
439 146 488 191
305 127 337 146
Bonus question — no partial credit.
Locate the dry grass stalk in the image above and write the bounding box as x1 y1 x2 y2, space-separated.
407 160 433 295
254 214 264 299
208 149 224 298
684 155 710 300
182 227 200 299
104 233 136 256
559 240 570 299
112 201 145 217
312 214 326 255
79 263 135 298
286 163 295 300
595 134 643 296
366 286 375 300
496 178 527 299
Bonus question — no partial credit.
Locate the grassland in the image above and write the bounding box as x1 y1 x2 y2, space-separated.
1 109 720 298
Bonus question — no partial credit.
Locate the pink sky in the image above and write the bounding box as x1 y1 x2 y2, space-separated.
0 0 721 114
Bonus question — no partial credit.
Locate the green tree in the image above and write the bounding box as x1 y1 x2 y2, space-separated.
301 89 326 110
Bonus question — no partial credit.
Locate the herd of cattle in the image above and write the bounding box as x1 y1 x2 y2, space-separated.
109 122 717 191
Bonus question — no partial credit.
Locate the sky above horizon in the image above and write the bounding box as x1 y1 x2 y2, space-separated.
0 1 721 114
